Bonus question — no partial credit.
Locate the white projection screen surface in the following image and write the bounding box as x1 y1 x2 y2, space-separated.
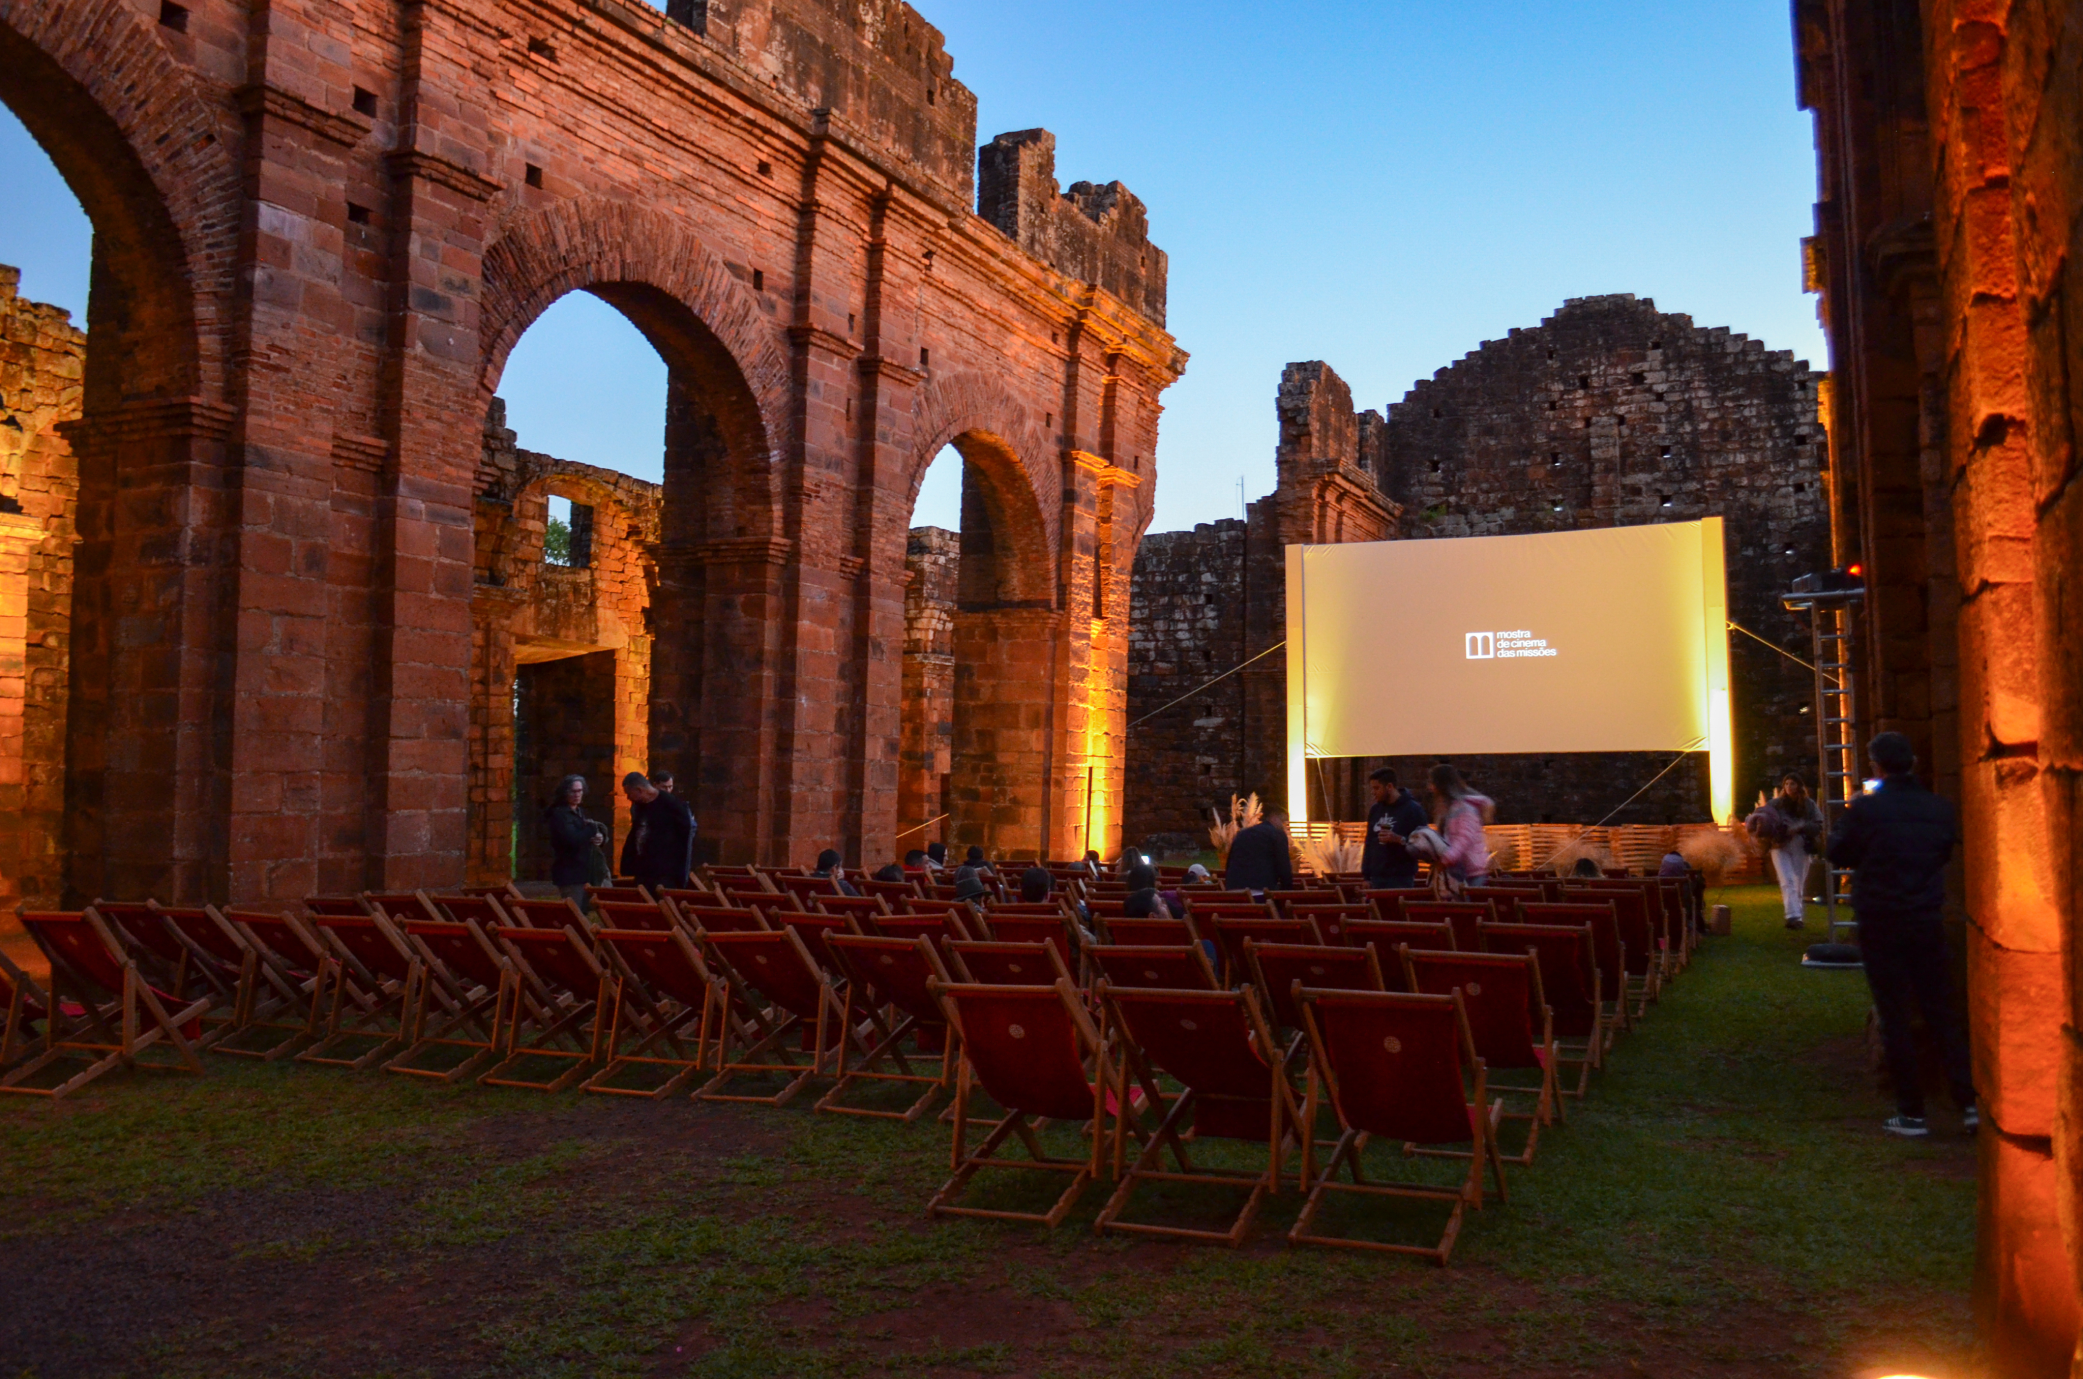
1284 517 1731 822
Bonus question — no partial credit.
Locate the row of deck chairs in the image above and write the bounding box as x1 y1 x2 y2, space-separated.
0 866 1700 1265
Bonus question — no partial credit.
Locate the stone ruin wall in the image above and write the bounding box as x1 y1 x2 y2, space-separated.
898 526 958 850
0 268 81 914
1122 297 1828 851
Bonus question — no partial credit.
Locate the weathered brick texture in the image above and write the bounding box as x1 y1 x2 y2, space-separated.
898 526 956 849
0 0 1182 913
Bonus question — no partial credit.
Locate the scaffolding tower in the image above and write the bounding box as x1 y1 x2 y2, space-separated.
1783 572 1866 944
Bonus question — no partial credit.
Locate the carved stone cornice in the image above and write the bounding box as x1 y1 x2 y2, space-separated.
331 433 391 474
788 324 858 358
1067 449 1109 475
56 398 237 450
837 554 867 580
1099 464 1142 490
856 354 925 387
236 84 372 148
691 536 795 567
386 149 502 202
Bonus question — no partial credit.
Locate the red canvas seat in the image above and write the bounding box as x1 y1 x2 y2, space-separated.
364 891 442 925
1563 882 1663 1013
814 894 890 924
425 893 516 931
761 909 854 953
816 933 958 1121
586 885 656 907
1204 916 1323 983
1263 889 1330 916
303 895 373 919
1344 919 1456 965
1286 903 1369 946
925 977 1115 1228
696 929 855 1106
385 919 511 1081
1085 945 1219 993
673 903 767 935
1481 922 1604 1095
1399 947 1561 1164
1360 888 1433 917
1464 885 1548 915
593 899 675 933
1180 901 1277 927
584 927 720 1098
1092 983 1302 1246
0 911 210 1099
479 925 608 1092
1521 901 1628 1039
946 940 1072 988
1242 941 1387 1033
781 875 842 903
980 914 1074 975
1398 901 1495 954
299 914 423 1069
859 877 921 903
215 909 335 1060
1100 915 1195 947
1287 987 1507 1264
507 896 595 932
868 909 974 948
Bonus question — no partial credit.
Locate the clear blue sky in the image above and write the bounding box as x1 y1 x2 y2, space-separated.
0 0 1823 534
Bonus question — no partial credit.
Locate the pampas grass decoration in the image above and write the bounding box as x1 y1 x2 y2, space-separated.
1300 831 1364 878
1678 828 1750 883
1207 792 1264 861
1547 834 1616 876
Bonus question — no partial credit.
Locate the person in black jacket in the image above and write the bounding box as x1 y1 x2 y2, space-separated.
1826 732 1977 1138
619 772 695 893
1224 813 1295 894
1362 768 1430 888
544 774 607 907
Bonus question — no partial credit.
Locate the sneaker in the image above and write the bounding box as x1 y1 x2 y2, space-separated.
1963 1106 1979 1134
1784 916 1806 930
1883 1115 1929 1138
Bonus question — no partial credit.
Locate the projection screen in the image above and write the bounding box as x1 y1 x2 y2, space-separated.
1284 517 1731 824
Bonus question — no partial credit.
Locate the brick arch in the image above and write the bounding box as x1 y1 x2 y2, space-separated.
0 0 237 399
907 370 1059 608
478 197 791 465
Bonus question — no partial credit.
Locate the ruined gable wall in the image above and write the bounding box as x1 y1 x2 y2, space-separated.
1374 294 1829 824
0 268 82 913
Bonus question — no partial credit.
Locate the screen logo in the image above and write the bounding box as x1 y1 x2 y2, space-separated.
1466 629 1559 660
1465 632 1495 659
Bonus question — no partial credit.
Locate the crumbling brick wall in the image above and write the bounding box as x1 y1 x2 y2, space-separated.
898 526 957 850
0 267 81 914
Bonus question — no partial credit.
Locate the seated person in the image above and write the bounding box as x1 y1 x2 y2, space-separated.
812 848 860 897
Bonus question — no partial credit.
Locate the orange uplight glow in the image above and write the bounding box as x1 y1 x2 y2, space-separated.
1848 562 1864 578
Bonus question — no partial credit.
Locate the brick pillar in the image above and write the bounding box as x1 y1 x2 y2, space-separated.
899 529 958 850
0 512 37 911
950 606 1063 861
466 587 521 884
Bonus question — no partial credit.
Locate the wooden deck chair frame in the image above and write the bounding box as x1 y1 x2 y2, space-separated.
213 908 335 1061
815 933 959 1121
926 976 1117 1229
363 890 444 926
945 939 1074 988
298 913 425 1069
90 901 252 1052
0 947 54 1071
695 927 858 1107
386 919 513 1082
1091 982 1303 1247
480 924 609 1092
1085 944 1221 993
1397 946 1562 1167
1288 987 1507 1265
1521 901 1629 1043
583 927 721 1098
1563 882 1665 1015
0 911 211 1099
1479 922 1604 1097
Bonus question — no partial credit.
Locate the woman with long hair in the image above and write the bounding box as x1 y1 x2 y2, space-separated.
1427 763 1495 885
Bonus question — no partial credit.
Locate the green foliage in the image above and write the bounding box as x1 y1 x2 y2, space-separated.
544 514 573 565
1 886 1973 1377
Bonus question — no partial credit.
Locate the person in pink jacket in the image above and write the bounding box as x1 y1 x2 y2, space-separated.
1428 763 1495 884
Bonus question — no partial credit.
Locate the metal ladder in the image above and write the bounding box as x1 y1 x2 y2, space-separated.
1785 577 1865 944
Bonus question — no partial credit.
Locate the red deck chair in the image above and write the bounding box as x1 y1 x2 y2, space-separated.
584 927 720 1097
1086 945 1220 993
481 924 608 1092
814 894 890 925
303 894 372 919
594 898 674 933
697 928 855 1106
987 902 1069 918
426 893 516 931
218 909 335 1060
1398 901 1495 954
88 902 216 1000
760 908 854 949
1345 918 1456 963
1092 982 1302 1246
1464 885 1544 917
0 948 55 1070
816 933 958 1121
587 885 656 907
364 891 442 925
1242 941 1388 1035
1360 888 1434 917
980 913 1075 976
1205 915 1323 983
653 884 712 909
298 913 423 1068
386 920 510 1081
1288 903 1369 946
1100 916 1196 947
946 939 1073 988
926 976 1116 1228
1181 901 1277 927
780 875 842 908
718 886 780 910
1521 901 1628 1037
1564 882 1663 1013
703 865 770 890
860 877 922 904
674 902 767 935
1481 922 1604 1095
1083 897 1132 921
1179 889 1259 906
1287 987 1507 1264
0 911 210 1099
507 896 594 932
869 908 974 948
1399 946 1561 1165
1262 889 1328 916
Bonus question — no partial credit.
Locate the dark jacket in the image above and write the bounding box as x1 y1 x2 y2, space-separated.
1224 821 1294 893
1826 775 1957 914
620 792 696 890
1362 789 1431 885
545 804 604 888
1768 792 1823 851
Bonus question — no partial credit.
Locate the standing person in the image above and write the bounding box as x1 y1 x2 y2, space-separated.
544 775 607 908
1752 774 1824 929
1428 764 1494 887
1224 811 1295 894
1826 732 1977 1137
619 772 694 893
1362 767 1430 889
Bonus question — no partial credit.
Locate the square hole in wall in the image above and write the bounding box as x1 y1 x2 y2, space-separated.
347 202 372 225
1661 444 1673 458
752 269 765 292
1632 372 1647 384
352 86 378 117
1660 494 1674 507
919 346 931 367
1549 452 1562 466
1578 375 1591 389
159 1 189 31
527 36 557 59
545 495 594 568
525 163 544 188
757 160 773 177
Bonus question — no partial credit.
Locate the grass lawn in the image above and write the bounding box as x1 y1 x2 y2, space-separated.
0 885 1973 1378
